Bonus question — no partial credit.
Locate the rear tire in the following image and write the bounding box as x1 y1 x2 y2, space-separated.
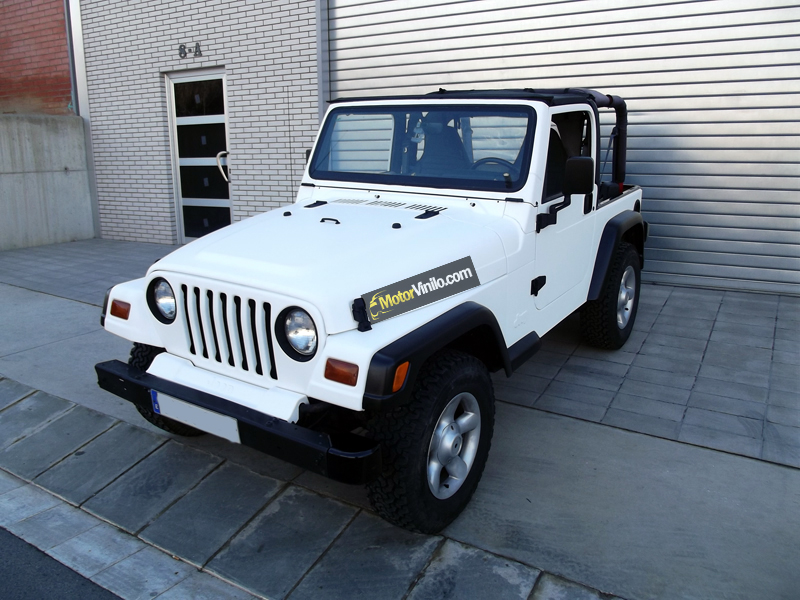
581 242 641 349
128 343 204 437
367 351 494 534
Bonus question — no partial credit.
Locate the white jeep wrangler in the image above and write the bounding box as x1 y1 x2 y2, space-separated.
96 88 646 533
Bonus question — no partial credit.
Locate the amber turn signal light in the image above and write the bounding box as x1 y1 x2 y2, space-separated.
392 361 410 393
324 358 359 387
110 300 131 320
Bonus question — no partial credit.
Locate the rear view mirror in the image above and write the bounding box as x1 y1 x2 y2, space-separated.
563 156 594 197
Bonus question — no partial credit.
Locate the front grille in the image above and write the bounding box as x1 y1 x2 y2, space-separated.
180 284 277 379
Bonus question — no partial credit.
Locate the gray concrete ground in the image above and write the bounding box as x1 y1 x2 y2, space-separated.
0 239 799 600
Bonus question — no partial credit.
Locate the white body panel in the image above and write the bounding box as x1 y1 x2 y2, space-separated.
102 96 643 425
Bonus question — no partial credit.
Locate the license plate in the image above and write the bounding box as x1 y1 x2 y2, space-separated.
150 390 240 444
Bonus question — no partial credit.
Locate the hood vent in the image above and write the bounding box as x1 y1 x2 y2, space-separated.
332 198 447 213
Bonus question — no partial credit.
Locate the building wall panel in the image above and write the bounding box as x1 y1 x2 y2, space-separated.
81 0 318 244
328 0 800 293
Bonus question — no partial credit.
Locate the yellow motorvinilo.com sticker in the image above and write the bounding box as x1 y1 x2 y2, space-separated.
362 257 480 324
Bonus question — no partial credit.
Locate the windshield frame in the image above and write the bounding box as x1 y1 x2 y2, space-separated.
308 103 537 194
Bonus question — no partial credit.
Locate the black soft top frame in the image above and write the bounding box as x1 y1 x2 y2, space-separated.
330 88 628 185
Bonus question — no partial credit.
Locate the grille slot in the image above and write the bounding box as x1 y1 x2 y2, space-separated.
181 284 275 379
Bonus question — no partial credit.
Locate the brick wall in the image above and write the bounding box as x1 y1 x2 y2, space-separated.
0 0 73 115
80 0 318 244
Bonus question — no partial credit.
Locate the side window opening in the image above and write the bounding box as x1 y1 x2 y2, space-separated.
543 111 592 203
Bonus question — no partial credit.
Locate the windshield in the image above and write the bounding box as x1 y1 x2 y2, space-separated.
309 104 536 193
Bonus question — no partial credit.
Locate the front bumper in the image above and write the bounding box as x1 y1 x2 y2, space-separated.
95 360 381 484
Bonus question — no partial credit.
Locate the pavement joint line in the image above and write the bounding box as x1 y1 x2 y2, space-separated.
68 435 170 510
198 478 292 569
131 450 229 538
25 417 119 483
0 280 106 308
399 535 448 600
281 505 364 600
0 326 105 361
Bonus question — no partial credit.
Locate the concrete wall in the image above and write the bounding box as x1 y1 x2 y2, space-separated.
0 115 94 250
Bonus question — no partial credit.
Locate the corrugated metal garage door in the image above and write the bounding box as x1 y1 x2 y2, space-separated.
327 0 800 295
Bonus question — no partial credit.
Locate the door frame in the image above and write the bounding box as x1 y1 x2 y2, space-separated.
165 67 231 244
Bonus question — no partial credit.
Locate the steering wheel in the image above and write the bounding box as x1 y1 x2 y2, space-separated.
471 157 516 171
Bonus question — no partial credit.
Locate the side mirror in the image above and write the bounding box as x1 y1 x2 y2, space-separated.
305 149 311 164
563 156 594 197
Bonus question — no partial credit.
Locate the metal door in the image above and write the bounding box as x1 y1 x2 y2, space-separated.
167 70 232 243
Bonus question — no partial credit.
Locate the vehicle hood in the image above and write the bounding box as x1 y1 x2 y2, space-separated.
152 200 508 334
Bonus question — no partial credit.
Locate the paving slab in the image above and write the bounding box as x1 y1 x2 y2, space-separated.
764 422 800 448
35 421 166 505
762 439 800 469
688 391 766 421
638 340 705 363
541 380 616 407
406 539 539 600
766 405 800 429
141 462 283 566
0 466 25 495
83 441 222 534
0 391 73 450
208 486 356 599
631 353 700 377
0 326 139 426
625 365 696 390
498 371 552 393
678 424 762 458
293 470 371 511
0 378 34 410
446 404 800 600
637 332 708 352
611 394 686 421
7 502 102 550
0 482 62 526
554 365 622 392
48 521 146 578
530 573 617 600
769 388 800 410
289 511 440 600
702 341 773 374
0 240 175 306
697 363 770 388
156 571 257 600
683 407 762 439
692 376 769 404
91 546 195 600
0 405 115 480
572 345 637 366
494 383 540 408
535 395 607 422
602 407 681 440
617 377 690 404
0 283 102 357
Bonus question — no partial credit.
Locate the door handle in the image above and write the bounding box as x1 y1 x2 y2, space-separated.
216 151 230 183
536 196 571 233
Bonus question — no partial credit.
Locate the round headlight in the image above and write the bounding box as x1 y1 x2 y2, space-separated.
284 308 317 357
148 278 176 323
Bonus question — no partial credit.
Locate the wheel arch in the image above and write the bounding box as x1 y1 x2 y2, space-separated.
363 302 540 411
588 210 646 302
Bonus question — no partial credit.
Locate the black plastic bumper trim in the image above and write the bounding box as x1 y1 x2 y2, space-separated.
95 360 381 484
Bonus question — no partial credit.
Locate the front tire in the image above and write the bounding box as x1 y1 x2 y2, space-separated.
580 241 641 349
128 343 204 437
367 351 494 534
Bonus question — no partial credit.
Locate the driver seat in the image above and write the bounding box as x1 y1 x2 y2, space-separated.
415 126 470 176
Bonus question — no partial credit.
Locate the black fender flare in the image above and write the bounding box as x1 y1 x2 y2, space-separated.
588 210 647 301
362 301 540 411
